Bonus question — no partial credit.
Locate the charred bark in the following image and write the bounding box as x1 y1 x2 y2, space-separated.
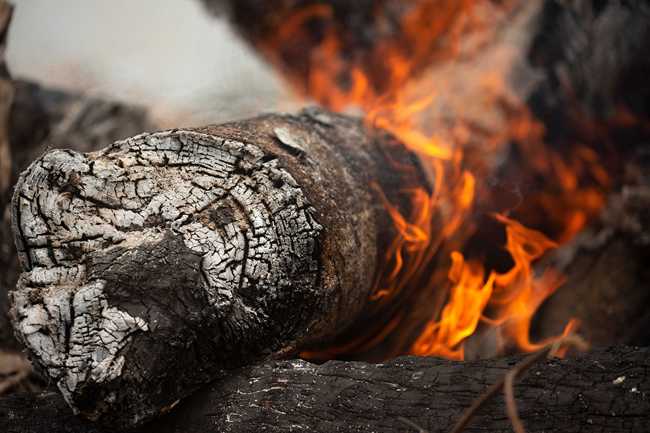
1 346 649 433
528 0 650 123
8 108 423 428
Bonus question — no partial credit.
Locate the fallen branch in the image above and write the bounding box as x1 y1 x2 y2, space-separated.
9 108 424 428
1 346 648 433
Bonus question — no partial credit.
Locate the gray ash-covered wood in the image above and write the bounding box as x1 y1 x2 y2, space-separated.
8 108 423 428
1 346 649 433
0 79 155 349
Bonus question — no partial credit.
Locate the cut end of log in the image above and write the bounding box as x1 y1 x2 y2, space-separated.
7 108 424 427
10 129 324 423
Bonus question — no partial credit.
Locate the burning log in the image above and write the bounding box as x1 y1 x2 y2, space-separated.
8 109 424 427
535 150 650 347
199 0 650 359
1 346 649 433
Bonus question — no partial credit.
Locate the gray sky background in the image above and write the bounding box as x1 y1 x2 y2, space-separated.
6 0 290 126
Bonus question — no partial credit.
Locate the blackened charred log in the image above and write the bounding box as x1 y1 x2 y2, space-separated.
2 346 649 433
8 109 424 428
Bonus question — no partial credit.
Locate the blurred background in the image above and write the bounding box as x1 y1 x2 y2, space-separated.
6 0 289 126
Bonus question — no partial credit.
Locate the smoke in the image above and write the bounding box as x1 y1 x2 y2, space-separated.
6 0 288 126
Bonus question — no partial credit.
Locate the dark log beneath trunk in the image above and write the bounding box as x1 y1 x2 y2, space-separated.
1 346 649 433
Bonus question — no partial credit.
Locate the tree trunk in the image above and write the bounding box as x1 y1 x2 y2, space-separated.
8 108 424 428
1 346 648 433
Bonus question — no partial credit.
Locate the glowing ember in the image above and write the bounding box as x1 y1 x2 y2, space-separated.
253 0 611 359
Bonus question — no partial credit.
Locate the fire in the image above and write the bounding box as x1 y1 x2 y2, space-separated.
413 214 570 359
252 1 610 359
413 250 493 360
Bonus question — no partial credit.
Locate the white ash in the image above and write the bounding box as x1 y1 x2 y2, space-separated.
12 277 148 407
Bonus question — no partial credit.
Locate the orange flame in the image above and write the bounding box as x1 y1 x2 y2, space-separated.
254 0 610 359
411 215 573 359
413 250 494 360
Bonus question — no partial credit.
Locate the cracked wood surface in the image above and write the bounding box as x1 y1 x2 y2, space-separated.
1 346 649 433
0 79 155 349
9 109 424 428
